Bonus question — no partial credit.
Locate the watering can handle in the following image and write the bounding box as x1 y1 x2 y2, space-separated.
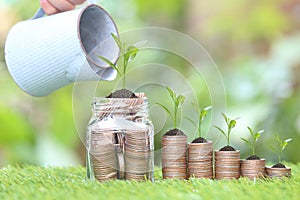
32 0 97 19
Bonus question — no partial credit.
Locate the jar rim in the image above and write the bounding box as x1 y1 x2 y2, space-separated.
91 96 149 113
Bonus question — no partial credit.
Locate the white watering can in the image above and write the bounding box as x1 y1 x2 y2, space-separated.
4 1 119 97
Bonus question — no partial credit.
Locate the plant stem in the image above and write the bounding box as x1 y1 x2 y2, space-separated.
198 119 202 138
227 128 230 146
174 105 177 128
278 154 281 164
122 75 126 89
252 138 255 155
122 54 126 89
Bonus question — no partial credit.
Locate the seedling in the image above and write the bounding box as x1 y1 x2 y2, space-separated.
241 127 264 156
156 86 185 129
268 134 292 164
185 104 212 138
214 113 237 146
99 34 144 89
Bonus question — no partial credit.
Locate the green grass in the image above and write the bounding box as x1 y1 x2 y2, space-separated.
0 163 300 200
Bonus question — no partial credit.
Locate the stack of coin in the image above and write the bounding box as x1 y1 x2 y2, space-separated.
90 129 118 182
214 150 240 180
188 141 213 179
125 129 152 181
162 135 187 179
240 159 266 179
265 166 291 178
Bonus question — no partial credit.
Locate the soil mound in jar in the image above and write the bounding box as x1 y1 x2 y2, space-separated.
164 128 185 136
219 145 236 151
191 137 208 143
271 163 286 168
106 89 137 98
246 155 261 160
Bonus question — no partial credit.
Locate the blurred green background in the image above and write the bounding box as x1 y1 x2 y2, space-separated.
0 0 300 166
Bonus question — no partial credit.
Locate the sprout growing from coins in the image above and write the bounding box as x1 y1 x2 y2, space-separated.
214 113 237 149
185 104 212 140
99 34 145 89
268 134 292 164
156 86 185 129
241 126 264 157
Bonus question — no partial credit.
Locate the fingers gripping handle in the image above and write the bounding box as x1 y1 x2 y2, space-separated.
32 0 96 19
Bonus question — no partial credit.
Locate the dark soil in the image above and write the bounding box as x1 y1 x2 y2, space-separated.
164 128 186 136
219 145 236 151
106 89 137 98
246 155 261 160
271 163 286 168
191 137 208 143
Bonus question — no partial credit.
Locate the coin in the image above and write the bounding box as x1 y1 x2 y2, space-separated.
124 128 152 181
214 150 240 180
187 142 213 179
240 159 266 179
265 166 291 178
89 94 154 182
162 134 187 179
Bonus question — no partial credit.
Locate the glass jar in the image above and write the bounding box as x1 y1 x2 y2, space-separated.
86 95 154 182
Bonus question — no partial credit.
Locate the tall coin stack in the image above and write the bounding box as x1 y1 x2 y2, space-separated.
188 141 213 179
214 150 240 180
240 159 266 179
162 135 187 179
90 129 118 182
125 129 152 181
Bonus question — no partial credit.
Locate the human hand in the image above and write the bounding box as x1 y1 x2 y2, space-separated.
40 0 86 15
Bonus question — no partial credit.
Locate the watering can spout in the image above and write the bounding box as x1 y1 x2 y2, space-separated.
4 4 119 97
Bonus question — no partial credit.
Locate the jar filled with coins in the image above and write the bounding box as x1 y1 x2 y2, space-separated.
86 94 154 182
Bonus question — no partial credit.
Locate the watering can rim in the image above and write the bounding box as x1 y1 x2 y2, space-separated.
77 4 120 69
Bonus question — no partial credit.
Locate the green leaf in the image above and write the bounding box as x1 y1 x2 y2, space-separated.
125 46 138 62
285 138 292 143
203 105 212 111
247 126 254 137
155 103 172 118
268 145 277 154
229 120 236 129
221 112 228 124
241 137 251 146
282 138 292 150
123 45 138 74
253 133 260 142
176 95 185 106
98 56 121 76
184 116 197 129
257 130 264 134
199 105 212 121
254 133 261 141
200 110 207 121
214 125 227 138
275 134 281 143
111 33 122 51
166 86 176 102
282 142 288 151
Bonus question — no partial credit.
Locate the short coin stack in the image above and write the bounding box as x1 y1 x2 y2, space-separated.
214 150 240 180
240 159 266 179
125 130 152 181
266 166 291 178
90 129 118 182
162 135 187 179
188 142 213 179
